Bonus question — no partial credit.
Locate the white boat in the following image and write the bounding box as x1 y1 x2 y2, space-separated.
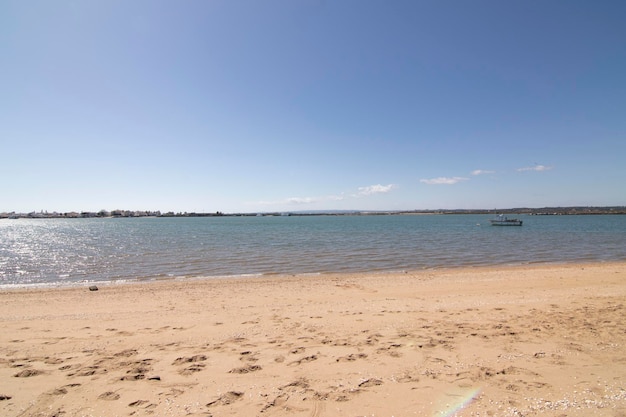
489 214 523 226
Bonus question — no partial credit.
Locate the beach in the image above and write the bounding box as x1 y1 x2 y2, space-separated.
1 263 625 417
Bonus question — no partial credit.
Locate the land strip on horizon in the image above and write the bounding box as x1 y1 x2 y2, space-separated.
2 206 626 219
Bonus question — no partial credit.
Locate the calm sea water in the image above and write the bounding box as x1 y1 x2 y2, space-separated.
1 214 625 287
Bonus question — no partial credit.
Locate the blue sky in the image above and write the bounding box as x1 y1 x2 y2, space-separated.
2 0 625 213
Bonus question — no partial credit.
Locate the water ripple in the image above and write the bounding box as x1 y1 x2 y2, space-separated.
1 215 625 286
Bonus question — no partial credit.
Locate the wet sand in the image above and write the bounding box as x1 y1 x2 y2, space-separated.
1 263 625 416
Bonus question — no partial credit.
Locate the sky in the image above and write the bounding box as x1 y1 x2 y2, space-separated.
2 0 625 213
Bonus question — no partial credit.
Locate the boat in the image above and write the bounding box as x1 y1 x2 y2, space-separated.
489 214 523 226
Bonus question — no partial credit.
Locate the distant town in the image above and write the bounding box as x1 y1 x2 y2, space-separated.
1 206 626 219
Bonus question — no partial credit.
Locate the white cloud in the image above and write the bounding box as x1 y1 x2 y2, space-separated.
420 177 469 185
356 184 396 196
471 169 495 176
517 165 553 172
327 193 346 201
249 184 396 208
286 197 315 204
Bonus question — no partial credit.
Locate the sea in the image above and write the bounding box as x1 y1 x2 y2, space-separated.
1 214 625 288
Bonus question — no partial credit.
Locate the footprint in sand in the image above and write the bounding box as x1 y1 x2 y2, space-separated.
394 373 419 383
229 364 262 374
179 363 206 375
358 378 383 388
125 364 151 376
114 349 138 357
172 355 207 375
206 391 244 407
261 393 290 413
98 391 120 401
376 343 403 357
239 351 259 362
49 388 69 395
336 353 368 362
13 369 43 378
120 374 145 381
48 383 82 396
172 355 207 365
287 355 318 367
68 366 101 377
280 378 310 390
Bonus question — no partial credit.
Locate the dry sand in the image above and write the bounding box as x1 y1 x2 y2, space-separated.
1 263 625 417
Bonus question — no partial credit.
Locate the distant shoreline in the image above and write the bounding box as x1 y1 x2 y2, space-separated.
2 206 626 219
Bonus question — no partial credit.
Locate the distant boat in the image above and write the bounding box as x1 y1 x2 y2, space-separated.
489 214 523 226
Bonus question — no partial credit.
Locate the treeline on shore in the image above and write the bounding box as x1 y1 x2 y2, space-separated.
2 206 626 219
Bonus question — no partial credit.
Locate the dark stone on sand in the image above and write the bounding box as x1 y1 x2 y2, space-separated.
0 395 12 400
89 285 99 291
147 375 161 381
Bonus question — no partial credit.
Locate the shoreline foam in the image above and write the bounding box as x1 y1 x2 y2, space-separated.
1 263 625 416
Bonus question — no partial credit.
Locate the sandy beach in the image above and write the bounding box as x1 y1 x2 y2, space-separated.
1 263 625 417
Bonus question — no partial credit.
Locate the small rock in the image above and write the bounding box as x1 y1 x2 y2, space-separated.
89 285 99 291
147 376 161 381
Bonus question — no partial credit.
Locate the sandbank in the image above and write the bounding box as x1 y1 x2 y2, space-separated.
1 263 625 416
